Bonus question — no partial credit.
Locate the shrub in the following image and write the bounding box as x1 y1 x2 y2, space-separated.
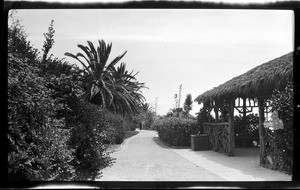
270 82 293 174
7 56 75 180
103 111 126 144
150 115 163 130
129 114 142 130
66 99 115 180
234 113 259 147
144 111 155 129
156 117 199 146
196 107 214 134
123 116 137 131
7 14 75 180
234 113 259 137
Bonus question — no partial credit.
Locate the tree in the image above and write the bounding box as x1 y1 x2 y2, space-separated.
65 40 146 115
65 40 125 105
107 62 146 115
183 94 193 115
131 102 154 129
139 103 155 129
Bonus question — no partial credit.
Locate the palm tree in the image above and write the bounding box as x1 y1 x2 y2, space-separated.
107 63 146 115
65 40 146 115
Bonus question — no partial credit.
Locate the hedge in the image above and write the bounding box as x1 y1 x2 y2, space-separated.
156 117 199 146
103 110 126 145
66 99 115 180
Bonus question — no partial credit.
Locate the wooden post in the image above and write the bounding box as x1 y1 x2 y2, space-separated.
258 98 265 166
228 98 235 156
242 98 247 147
208 108 211 123
221 107 224 123
214 106 219 123
242 98 247 119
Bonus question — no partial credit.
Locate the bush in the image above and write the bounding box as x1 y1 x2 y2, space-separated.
103 111 126 144
196 107 215 134
123 116 137 131
7 15 75 180
66 99 128 180
156 117 199 146
234 113 259 137
143 111 155 129
270 82 293 174
150 115 163 130
66 99 115 180
7 57 75 180
233 113 259 147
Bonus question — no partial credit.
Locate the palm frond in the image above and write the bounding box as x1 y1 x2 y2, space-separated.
64 52 92 75
106 51 127 71
66 39 146 114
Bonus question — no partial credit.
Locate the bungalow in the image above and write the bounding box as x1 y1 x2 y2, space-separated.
194 52 293 171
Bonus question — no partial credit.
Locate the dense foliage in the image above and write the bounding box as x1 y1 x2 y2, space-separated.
130 102 155 130
66 99 115 180
270 82 293 174
150 115 164 131
234 114 259 137
143 111 155 129
156 117 199 146
234 113 259 147
123 115 140 131
196 107 214 134
7 13 137 181
103 111 126 144
8 14 76 180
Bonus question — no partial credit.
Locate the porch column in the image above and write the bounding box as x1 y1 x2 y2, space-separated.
207 101 211 123
258 98 265 165
228 98 235 156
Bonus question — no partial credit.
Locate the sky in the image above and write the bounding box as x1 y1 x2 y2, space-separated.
12 8 294 116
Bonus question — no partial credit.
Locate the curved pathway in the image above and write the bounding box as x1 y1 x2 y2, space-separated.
97 130 225 181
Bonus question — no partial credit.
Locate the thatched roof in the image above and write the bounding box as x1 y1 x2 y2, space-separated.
195 52 293 104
